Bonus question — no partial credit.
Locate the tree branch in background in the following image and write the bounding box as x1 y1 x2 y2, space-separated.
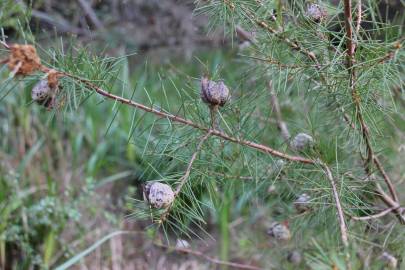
76 0 104 30
30 10 86 35
268 81 290 142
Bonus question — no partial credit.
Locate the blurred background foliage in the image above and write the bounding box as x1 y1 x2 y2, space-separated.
0 0 404 269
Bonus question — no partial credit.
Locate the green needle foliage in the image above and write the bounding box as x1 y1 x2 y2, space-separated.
1 0 404 269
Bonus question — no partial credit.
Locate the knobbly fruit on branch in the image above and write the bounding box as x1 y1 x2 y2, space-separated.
200 76 230 107
291 133 314 151
31 70 61 110
143 182 175 209
306 4 328 23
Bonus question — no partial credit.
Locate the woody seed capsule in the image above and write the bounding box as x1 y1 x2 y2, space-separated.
306 4 328 23
291 133 314 151
31 79 51 102
294 193 311 213
267 222 291 241
200 77 229 107
144 182 175 209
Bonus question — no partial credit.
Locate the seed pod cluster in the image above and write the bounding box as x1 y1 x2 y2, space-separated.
291 133 314 151
143 182 175 209
200 76 230 107
267 222 291 241
306 4 328 23
294 193 311 213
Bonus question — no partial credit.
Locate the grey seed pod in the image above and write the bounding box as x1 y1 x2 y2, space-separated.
273 159 285 172
380 252 397 269
267 222 291 241
267 184 276 194
144 182 175 209
200 77 229 107
31 79 51 101
306 4 327 23
294 193 311 213
175 239 190 249
291 133 314 151
287 250 302 265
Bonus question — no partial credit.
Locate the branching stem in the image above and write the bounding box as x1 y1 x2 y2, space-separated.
59 72 316 164
174 130 213 195
319 161 349 247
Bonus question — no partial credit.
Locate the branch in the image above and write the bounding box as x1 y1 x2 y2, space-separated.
355 0 362 35
351 207 398 221
175 130 213 195
59 72 315 164
319 162 349 247
155 243 264 270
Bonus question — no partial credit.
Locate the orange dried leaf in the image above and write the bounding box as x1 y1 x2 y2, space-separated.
7 44 41 75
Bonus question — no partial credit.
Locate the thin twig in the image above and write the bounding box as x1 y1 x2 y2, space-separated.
155 243 264 270
159 130 212 222
351 207 397 221
175 130 213 195
356 0 362 35
373 157 398 202
375 183 405 224
319 162 349 247
268 81 290 141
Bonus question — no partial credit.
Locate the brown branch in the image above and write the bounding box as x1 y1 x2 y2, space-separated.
351 207 397 221
343 0 399 208
59 72 315 164
375 183 405 224
373 157 398 202
319 162 349 247
155 243 265 270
